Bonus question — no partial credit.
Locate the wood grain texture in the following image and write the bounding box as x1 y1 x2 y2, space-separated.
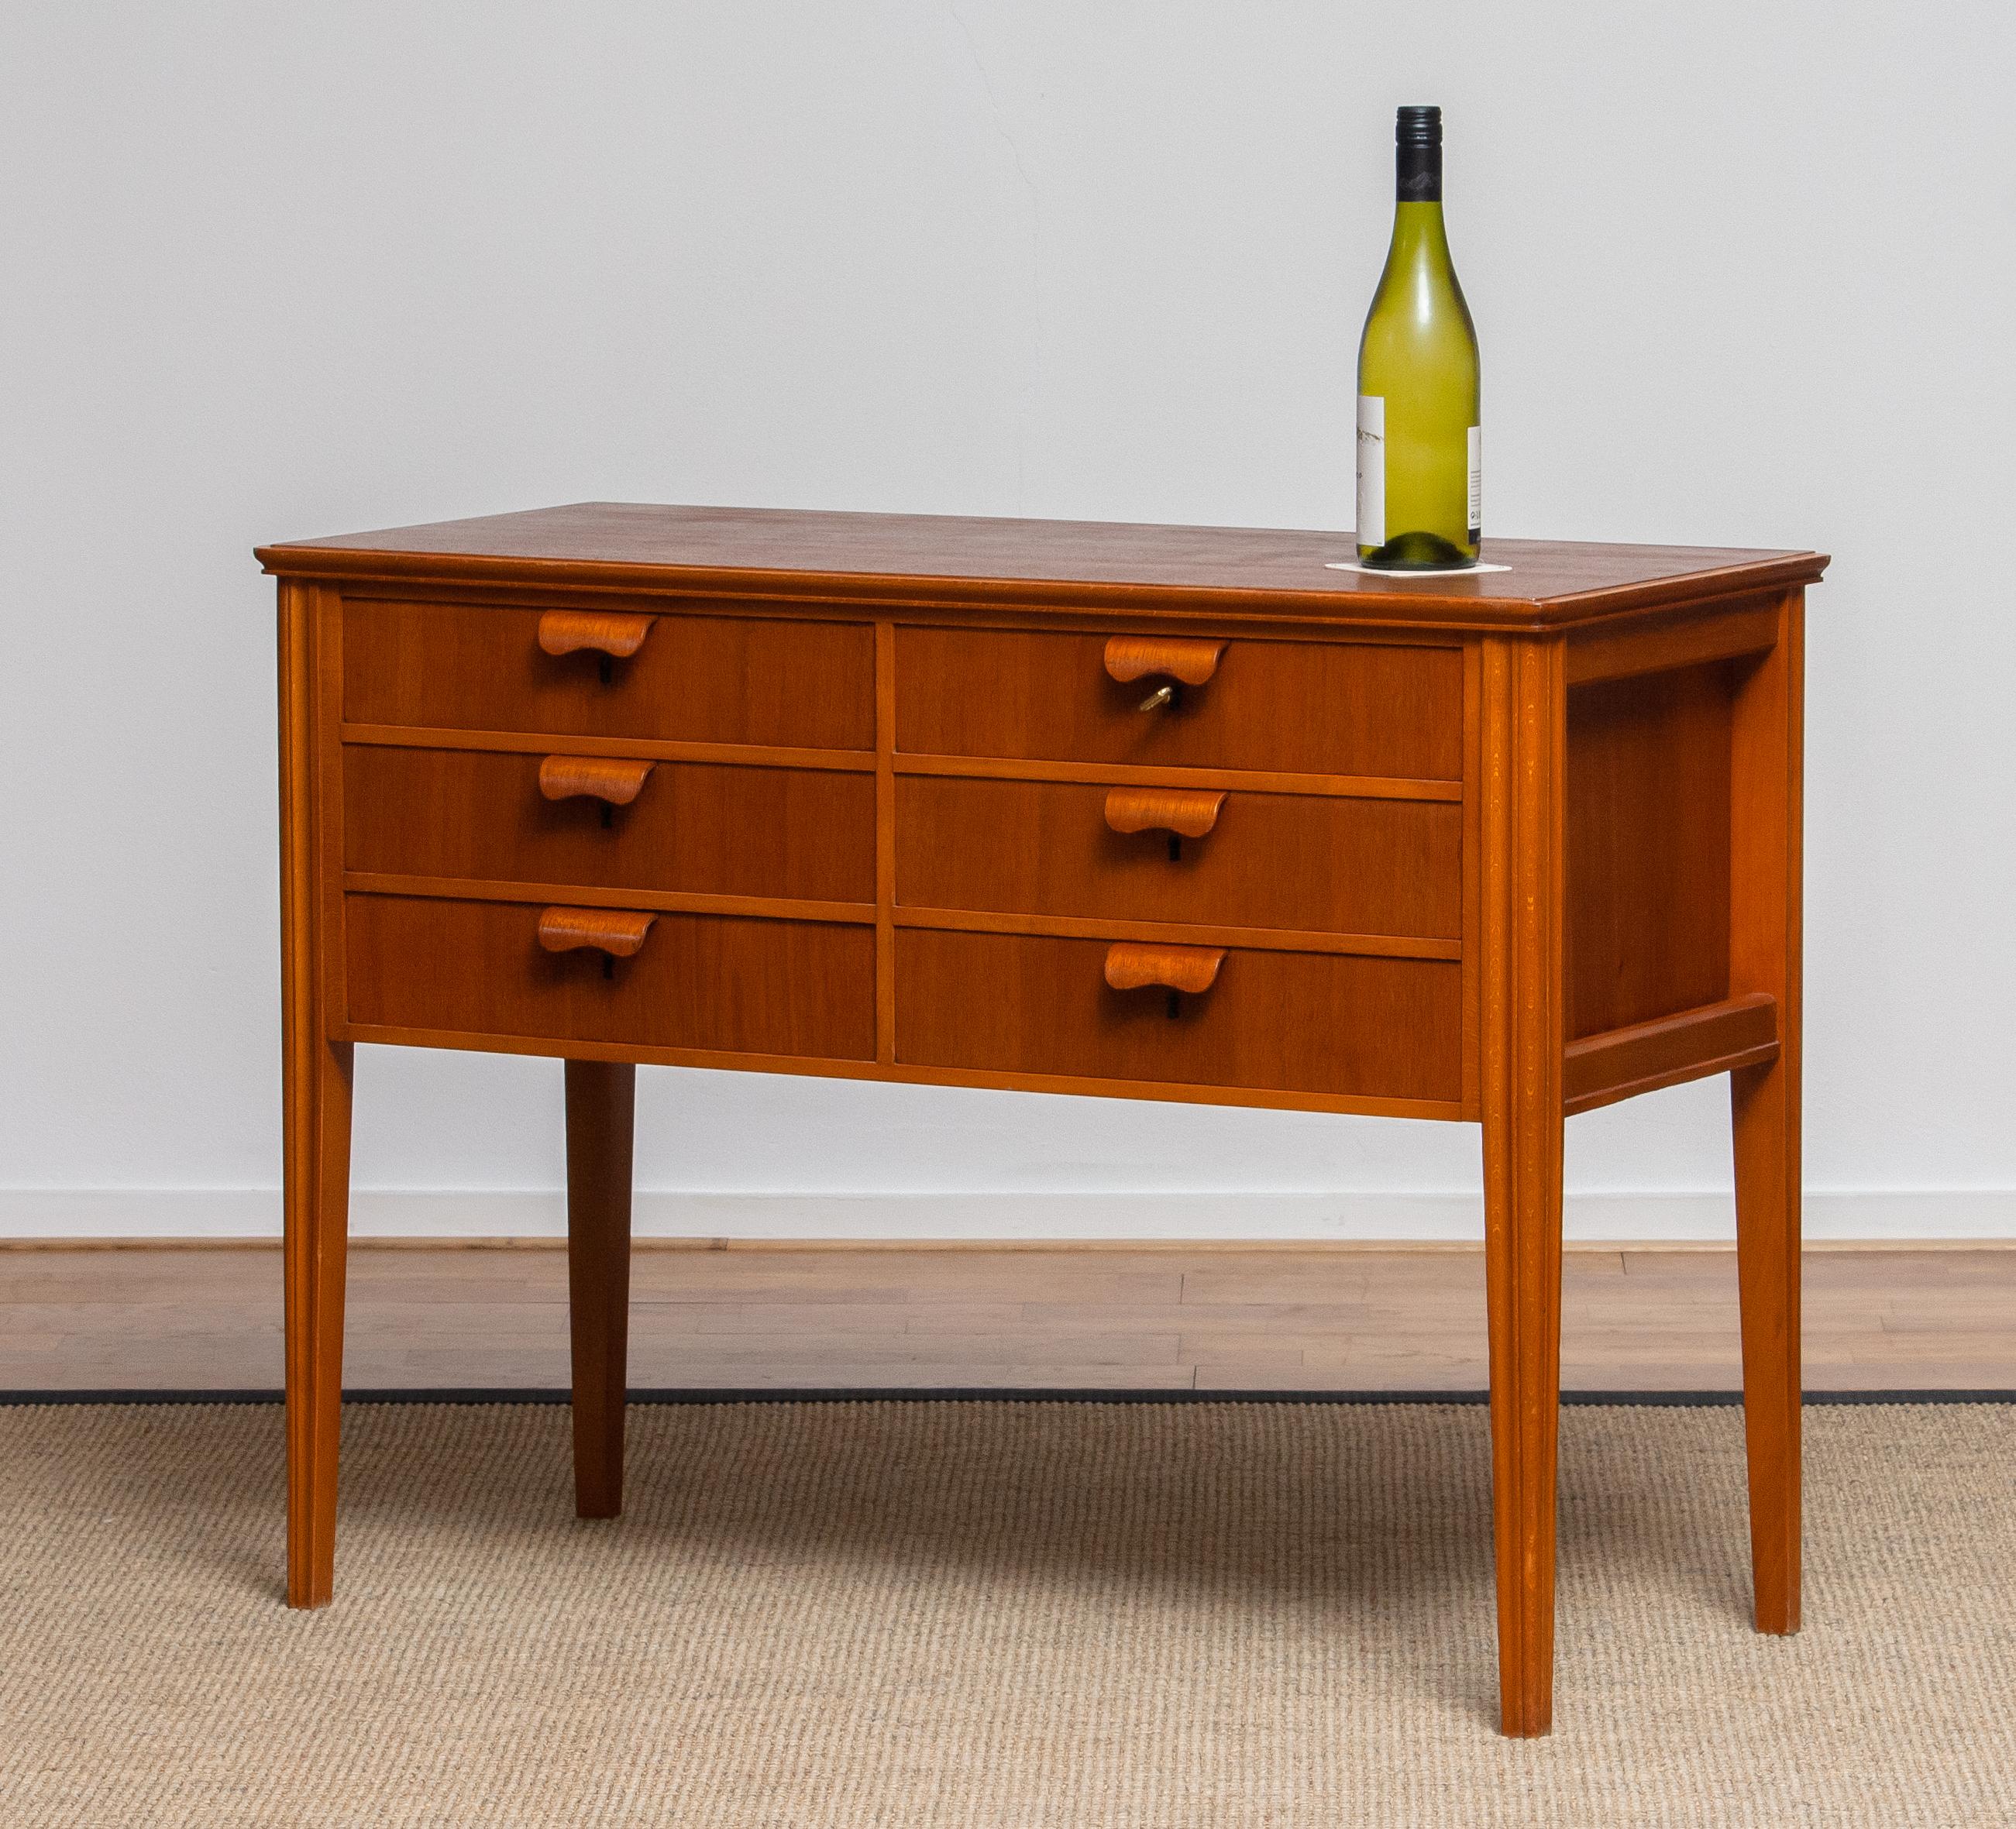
1563 993 1778 1115
537 906 656 957
564 1061 634 1518
345 745 875 904
278 579 352 1609
1478 634 1567 1737
893 906 1457 961
897 930 1462 1104
6 1243 2011 1397
1459 641 1484 1116
874 620 897 1064
1102 942 1225 994
1564 593 1781 686
259 502 1827 628
1102 635 1225 685
335 1021 1470 1122
260 507 1823 1737
1101 786 1225 837
344 724 875 775
1566 662 1734 1038
894 751 1459 802
347 875 870 927
348 894 876 1061
896 775 1460 940
536 608 651 658
343 599 875 751
896 627 1464 780
1729 593 1804 1636
537 755 653 804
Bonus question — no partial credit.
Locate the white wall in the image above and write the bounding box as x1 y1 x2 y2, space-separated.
3 1 2013 1238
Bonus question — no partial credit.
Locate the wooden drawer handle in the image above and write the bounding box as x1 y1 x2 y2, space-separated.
1103 636 1225 687
537 610 652 659
1103 787 1225 838
537 906 656 957
1104 942 1224 995
538 756 654 806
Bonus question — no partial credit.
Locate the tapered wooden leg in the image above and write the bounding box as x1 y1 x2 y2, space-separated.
1732 1061 1800 1631
279 576 351 1608
566 1060 635 1518
284 1037 352 1607
1479 634 1567 1737
1731 591 1804 1634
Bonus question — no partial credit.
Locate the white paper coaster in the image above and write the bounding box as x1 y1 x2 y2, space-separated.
1323 560 1512 575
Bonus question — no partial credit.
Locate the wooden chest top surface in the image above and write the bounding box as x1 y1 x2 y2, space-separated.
258 501 1826 629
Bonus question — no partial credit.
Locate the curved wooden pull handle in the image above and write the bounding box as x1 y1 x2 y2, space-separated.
538 906 656 957
537 610 652 659
1103 636 1225 687
538 756 654 806
1104 942 1225 995
1103 787 1226 838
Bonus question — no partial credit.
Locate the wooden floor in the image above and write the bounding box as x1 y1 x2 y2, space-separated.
2 1242 2014 1394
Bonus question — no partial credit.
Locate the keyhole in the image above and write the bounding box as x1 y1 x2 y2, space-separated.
599 803 614 830
597 655 614 686
1167 834 1182 863
1165 989 1182 1020
602 954 615 980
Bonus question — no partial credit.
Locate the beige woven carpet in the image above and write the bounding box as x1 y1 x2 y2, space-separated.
4 1402 2014 1827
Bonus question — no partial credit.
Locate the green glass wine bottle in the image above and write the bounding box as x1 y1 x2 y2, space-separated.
1356 105 1481 569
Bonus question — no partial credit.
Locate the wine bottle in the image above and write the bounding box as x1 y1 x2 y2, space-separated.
1356 105 1481 569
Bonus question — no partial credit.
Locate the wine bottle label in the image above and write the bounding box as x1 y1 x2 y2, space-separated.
1467 426 1482 541
1356 396 1385 548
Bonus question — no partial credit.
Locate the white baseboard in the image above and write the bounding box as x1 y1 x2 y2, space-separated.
1 1188 2012 1243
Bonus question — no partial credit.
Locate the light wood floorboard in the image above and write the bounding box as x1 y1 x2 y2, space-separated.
2 1243 2013 1393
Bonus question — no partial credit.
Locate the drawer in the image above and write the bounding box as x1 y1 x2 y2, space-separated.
895 930 1461 1102
894 627 1462 779
895 775 1460 938
343 600 875 750
346 895 876 1060
345 745 876 904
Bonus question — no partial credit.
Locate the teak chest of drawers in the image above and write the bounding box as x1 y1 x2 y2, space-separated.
259 503 1825 1737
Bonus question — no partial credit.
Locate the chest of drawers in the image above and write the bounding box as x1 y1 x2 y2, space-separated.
260 502 1825 1735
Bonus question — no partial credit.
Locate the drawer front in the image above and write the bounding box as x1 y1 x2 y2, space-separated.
895 775 1460 938
344 600 876 749
895 627 1462 779
896 930 1461 1102
345 745 876 904
347 895 876 1060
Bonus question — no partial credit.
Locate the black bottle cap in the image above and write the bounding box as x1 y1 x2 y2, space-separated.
1396 105 1443 146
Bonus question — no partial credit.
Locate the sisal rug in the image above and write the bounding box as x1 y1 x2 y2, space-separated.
2 1400 2013 1827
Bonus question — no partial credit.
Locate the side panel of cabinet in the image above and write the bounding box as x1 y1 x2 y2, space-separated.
1564 661 1734 1038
